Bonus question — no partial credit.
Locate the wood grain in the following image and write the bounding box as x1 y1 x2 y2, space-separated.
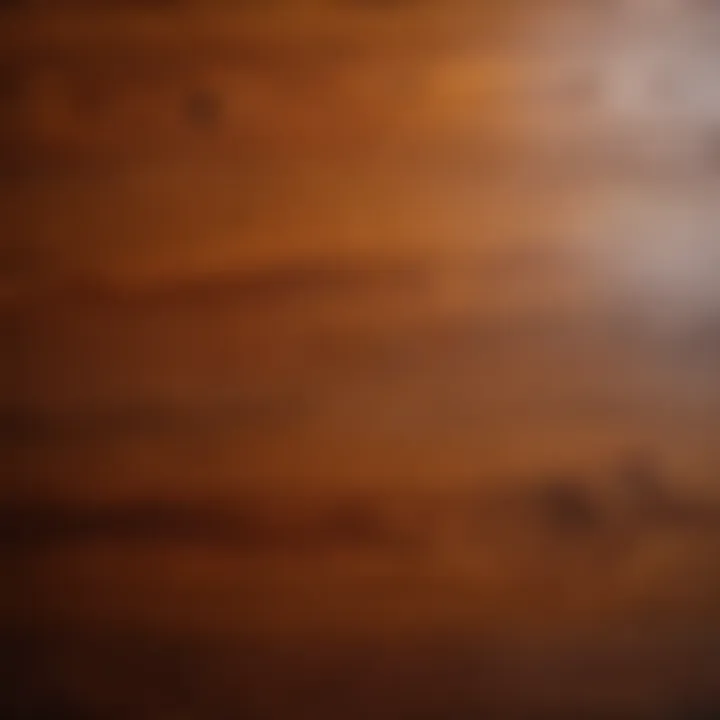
4 1 720 718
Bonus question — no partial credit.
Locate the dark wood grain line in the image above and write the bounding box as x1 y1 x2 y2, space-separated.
4 470 720 550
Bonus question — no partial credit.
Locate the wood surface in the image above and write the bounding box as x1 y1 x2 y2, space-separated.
3 1 720 717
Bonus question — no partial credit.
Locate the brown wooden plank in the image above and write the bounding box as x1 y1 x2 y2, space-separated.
5 1 720 718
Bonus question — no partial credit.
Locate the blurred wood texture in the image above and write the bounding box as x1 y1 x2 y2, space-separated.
3 1 720 718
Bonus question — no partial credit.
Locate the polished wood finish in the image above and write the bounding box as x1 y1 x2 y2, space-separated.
4 2 720 717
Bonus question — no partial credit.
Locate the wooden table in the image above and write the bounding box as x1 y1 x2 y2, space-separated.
3 2 720 717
